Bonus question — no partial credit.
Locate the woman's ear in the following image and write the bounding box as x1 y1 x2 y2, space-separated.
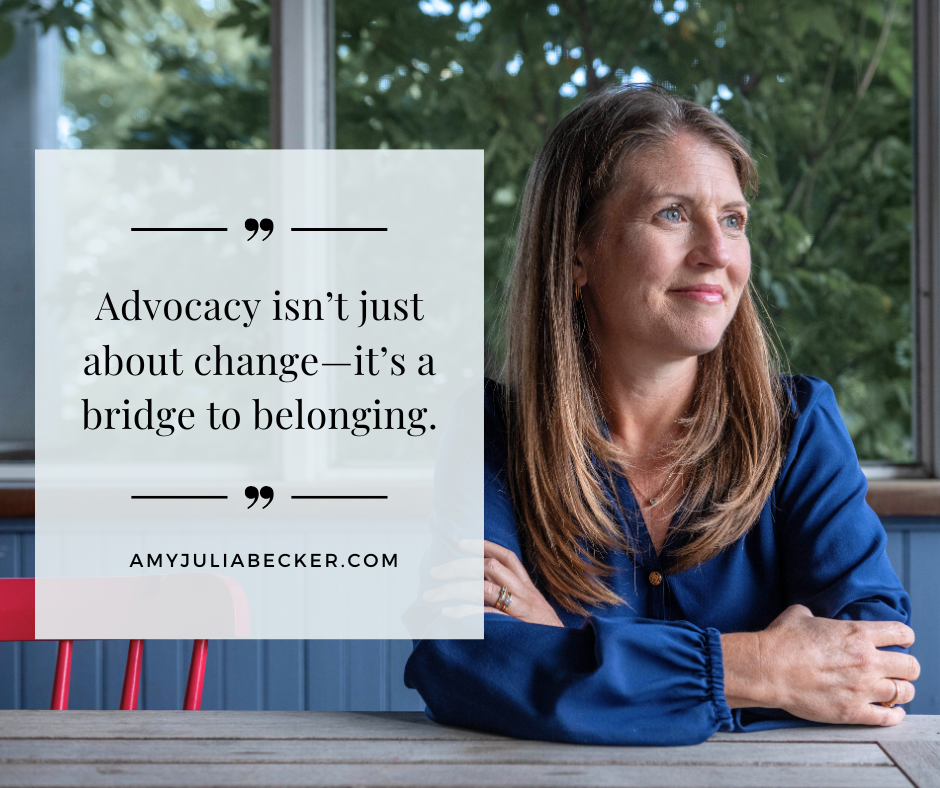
573 248 589 288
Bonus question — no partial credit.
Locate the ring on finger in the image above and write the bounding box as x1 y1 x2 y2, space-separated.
500 589 513 611
495 585 512 612
880 678 901 708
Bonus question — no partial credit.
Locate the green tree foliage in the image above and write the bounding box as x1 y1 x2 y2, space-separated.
4 0 913 460
1 0 269 150
335 0 913 462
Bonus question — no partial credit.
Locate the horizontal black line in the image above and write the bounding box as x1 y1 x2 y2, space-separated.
290 227 387 232
131 495 228 499
131 227 228 232
321 363 352 366
291 495 388 500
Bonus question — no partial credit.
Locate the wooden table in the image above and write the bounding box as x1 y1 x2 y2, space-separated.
0 711 937 787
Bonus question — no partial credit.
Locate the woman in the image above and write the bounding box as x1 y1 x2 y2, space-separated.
404 84 918 745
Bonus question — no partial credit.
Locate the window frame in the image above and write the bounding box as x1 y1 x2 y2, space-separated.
269 0 935 486
912 0 940 481
3 0 938 514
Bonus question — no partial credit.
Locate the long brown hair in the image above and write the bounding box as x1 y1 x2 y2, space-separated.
499 84 788 615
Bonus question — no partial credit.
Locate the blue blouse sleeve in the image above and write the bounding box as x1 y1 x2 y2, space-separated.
403 380 734 746
774 376 910 627
405 615 732 745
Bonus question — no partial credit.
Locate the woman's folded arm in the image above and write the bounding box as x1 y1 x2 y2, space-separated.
405 613 734 746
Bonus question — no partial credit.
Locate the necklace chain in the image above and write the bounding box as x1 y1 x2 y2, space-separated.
631 470 678 507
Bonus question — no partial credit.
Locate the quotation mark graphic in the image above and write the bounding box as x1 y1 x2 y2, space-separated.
245 218 274 241
245 485 274 509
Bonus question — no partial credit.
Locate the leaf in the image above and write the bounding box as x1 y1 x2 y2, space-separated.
0 18 15 60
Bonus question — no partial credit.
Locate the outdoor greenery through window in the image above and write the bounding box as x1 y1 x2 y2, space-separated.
335 0 914 464
18 0 912 463
55 0 269 151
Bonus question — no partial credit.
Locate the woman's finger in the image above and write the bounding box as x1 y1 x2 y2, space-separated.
484 578 515 608
867 620 915 649
442 604 486 618
482 540 533 588
457 538 486 557
483 578 528 618
427 542 561 628
430 556 483 580
441 604 512 618
483 556 520 592
875 678 915 707
880 651 921 683
421 578 526 612
422 581 483 604
854 702 906 727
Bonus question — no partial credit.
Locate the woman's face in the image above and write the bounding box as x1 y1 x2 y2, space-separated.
575 133 751 366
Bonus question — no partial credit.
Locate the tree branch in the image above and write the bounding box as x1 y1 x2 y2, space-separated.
784 0 897 215
856 0 897 97
815 44 840 141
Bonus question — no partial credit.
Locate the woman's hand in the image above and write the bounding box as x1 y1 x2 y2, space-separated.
722 604 919 726
423 539 564 627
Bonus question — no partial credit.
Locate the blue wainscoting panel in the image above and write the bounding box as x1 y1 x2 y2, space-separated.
3 517 936 713
222 640 263 711
21 641 57 709
348 641 385 711
908 530 940 715
306 640 347 710
103 640 132 710
264 640 304 711
141 639 184 710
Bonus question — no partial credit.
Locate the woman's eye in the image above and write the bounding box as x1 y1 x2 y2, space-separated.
724 214 745 229
660 207 682 222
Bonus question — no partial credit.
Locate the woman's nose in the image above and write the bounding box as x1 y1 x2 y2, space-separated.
686 221 733 269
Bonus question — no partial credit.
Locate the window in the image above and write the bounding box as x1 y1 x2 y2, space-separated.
3 0 938 482
324 0 940 477
59 0 270 151
0 0 271 481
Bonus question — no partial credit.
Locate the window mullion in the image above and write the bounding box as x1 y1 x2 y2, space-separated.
914 0 940 478
272 0 334 150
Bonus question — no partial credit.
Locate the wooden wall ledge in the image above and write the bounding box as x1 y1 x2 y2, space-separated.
0 487 33 518
2 481 939 520
866 479 940 518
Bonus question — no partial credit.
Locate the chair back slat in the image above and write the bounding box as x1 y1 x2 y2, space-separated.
0 578 35 641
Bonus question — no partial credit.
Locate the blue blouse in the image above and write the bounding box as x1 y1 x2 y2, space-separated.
404 376 911 745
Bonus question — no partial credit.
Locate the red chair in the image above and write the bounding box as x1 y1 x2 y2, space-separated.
0 575 250 710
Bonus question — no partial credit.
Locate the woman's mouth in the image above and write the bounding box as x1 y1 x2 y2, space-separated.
669 285 724 304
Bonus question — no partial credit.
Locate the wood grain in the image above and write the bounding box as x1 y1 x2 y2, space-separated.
1 713 935 788
709 716 940 743
881 741 940 788
0 711 501 741
0 763 913 788
2 712 938 743
867 480 940 517
0 488 33 519
0 739 893 766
